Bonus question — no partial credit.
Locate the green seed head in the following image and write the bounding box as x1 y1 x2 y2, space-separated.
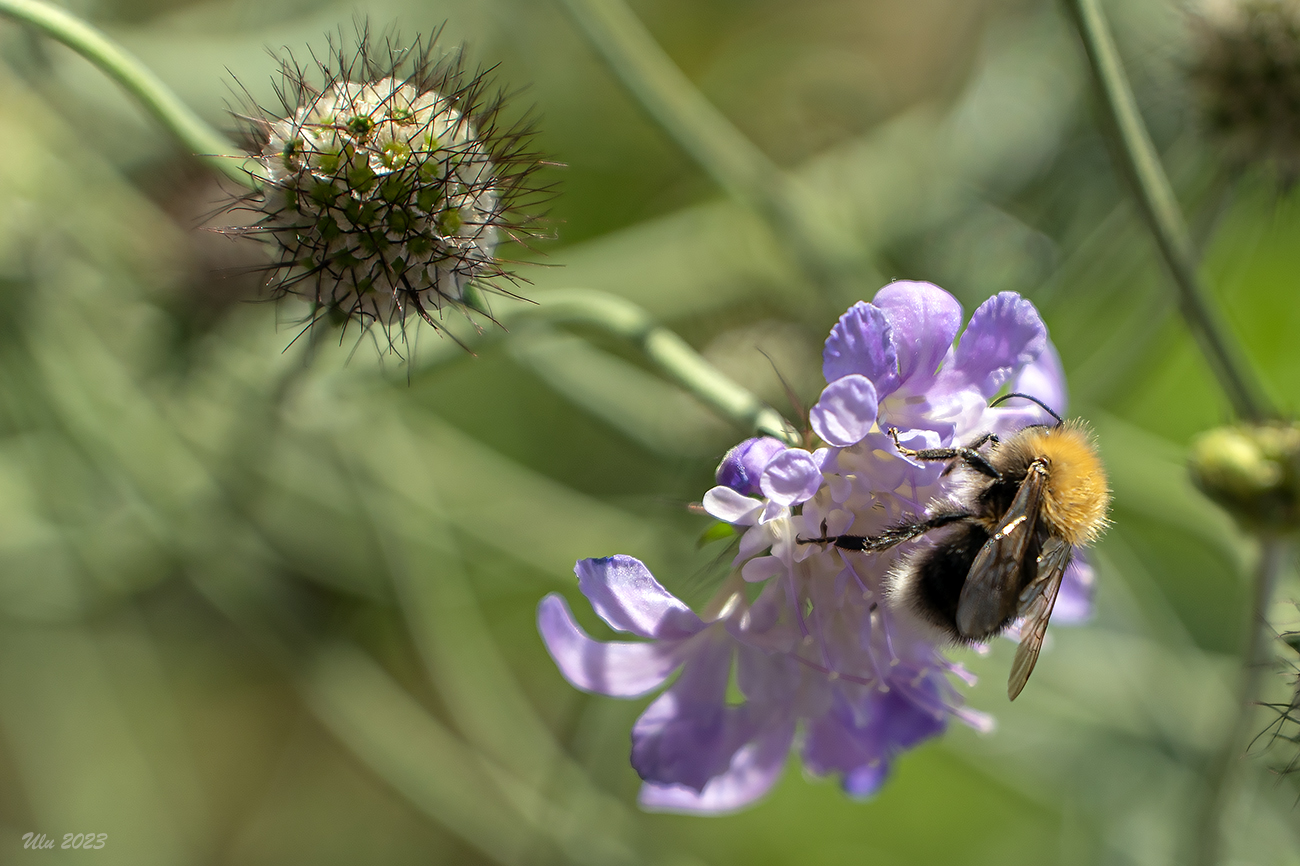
346 114 374 137
227 29 551 348
1190 422 1300 530
1190 0 1300 180
255 74 511 332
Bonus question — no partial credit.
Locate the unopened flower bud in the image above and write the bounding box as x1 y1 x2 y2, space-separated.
716 437 786 495
1189 422 1300 529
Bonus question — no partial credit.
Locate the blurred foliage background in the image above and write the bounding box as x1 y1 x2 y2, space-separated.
1 0 1300 863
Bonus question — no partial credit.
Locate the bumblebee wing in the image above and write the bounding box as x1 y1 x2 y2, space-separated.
1007 537 1072 701
955 462 1047 638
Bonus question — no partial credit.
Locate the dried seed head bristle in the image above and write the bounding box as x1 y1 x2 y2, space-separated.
1189 0 1300 180
222 25 554 350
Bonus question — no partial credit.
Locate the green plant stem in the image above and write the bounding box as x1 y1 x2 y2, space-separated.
299 643 542 866
1066 4 1284 859
333 425 692 866
1063 0 1270 422
38 309 649 866
0 0 258 188
556 0 855 297
1194 537 1287 866
464 289 800 445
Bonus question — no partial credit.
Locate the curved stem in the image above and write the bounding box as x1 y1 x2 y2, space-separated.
527 291 800 445
556 0 855 299
1194 536 1287 866
445 290 800 445
0 0 259 188
1063 0 1271 422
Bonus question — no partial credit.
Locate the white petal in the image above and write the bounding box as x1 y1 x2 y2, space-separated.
703 486 763 525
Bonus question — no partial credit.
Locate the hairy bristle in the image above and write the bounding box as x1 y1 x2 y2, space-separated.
1189 0 1300 180
216 22 556 354
1022 422 1110 547
885 525 989 646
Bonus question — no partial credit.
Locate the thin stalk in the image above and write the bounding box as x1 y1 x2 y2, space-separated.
334 436 691 866
458 289 800 445
1194 537 1287 866
1063 0 1271 422
0 0 258 187
556 0 854 297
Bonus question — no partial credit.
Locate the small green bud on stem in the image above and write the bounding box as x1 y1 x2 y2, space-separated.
1190 422 1300 530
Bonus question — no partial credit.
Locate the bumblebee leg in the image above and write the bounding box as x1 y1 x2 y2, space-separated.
887 428 1001 480
941 432 999 477
964 432 1000 450
801 510 973 552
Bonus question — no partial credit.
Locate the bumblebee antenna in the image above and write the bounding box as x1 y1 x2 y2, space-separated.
990 392 1063 426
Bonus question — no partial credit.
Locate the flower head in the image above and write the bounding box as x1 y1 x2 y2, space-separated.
227 28 549 345
1190 0 1300 180
539 282 1093 813
1190 421 1300 530
538 555 971 813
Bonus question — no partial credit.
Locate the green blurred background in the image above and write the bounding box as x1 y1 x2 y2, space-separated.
1 0 1299 863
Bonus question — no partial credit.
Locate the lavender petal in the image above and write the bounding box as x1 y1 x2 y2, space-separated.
716 437 787 495
946 292 1047 397
1012 341 1067 416
537 595 686 697
823 302 900 395
802 689 947 789
988 341 1069 431
872 281 964 388
810 374 880 447
842 762 890 799
703 486 765 525
759 449 824 506
637 719 795 814
576 556 703 640
631 636 753 791
1053 553 1096 624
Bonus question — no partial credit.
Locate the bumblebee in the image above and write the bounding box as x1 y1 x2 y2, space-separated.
805 394 1110 699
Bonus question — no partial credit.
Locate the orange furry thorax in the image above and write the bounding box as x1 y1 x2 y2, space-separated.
995 421 1110 547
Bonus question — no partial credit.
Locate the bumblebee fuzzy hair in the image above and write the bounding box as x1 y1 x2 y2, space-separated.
882 515 984 646
987 421 1110 547
218 22 556 354
884 421 1110 647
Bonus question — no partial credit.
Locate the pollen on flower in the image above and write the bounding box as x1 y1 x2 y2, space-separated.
222 27 552 349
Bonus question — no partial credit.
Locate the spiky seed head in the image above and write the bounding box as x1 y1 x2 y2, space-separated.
228 28 551 346
261 75 497 316
1189 0 1300 180
1189 422 1300 530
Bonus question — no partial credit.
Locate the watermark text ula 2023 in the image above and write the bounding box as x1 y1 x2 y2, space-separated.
22 833 106 850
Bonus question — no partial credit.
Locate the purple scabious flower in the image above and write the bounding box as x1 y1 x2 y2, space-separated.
800 282 1092 621
538 281 1092 814
538 554 978 813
